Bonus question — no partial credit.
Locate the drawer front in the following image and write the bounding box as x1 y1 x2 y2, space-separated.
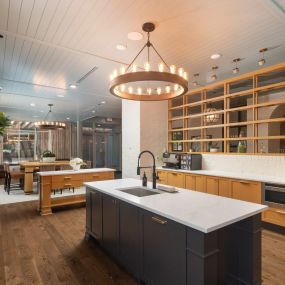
232 180 261 203
52 174 83 184
206 177 219 195
83 171 114 182
157 171 168 185
167 172 185 188
52 179 83 189
262 208 285 227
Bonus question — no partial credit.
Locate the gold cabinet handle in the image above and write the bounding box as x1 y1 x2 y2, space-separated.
92 175 100 177
151 216 167 225
276 210 285 215
171 173 177 176
64 183 72 187
64 177 72 180
239 181 251 185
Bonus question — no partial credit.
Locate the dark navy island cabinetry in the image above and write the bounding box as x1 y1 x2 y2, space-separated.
86 186 263 285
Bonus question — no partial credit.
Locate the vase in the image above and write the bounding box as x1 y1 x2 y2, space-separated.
71 164 81 171
42 157 56 162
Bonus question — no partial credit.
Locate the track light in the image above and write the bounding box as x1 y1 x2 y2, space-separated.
258 48 268 66
232 58 241 74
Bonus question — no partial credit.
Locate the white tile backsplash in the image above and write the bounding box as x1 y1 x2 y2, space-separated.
202 154 285 178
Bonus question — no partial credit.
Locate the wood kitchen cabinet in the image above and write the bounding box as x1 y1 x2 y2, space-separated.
102 195 119 259
232 180 262 204
218 178 232 198
167 171 185 188
262 208 285 227
119 201 141 279
205 177 219 195
157 170 168 184
185 174 205 192
142 211 187 285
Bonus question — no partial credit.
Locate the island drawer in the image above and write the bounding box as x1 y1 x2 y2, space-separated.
52 174 83 184
262 208 285 227
83 172 114 182
52 179 83 189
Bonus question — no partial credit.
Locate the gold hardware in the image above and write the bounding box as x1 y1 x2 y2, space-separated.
151 216 167 225
64 177 72 179
64 183 72 187
239 181 251 185
276 210 285 215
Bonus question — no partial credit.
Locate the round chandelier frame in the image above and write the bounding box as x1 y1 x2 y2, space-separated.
35 104 66 130
109 22 188 101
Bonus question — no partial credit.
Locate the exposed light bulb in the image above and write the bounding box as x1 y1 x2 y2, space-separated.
183 71 188 80
144 62 150 72
174 84 178 91
258 58 265 66
132 64 137 72
232 67 239 74
178 67 184 77
120 85 125 92
165 86 170 93
170 65 176 74
158 63 164 72
147 88 152 95
128 86 133 93
120 66 126 74
157 87 161 95
137 87 142 95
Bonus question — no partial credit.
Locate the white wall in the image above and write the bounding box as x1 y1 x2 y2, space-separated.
122 100 141 178
122 100 168 179
202 154 285 177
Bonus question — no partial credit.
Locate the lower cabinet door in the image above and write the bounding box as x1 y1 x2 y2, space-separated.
205 177 219 195
91 191 102 241
102 195 119 258
142 211 186 285
119 201 141 279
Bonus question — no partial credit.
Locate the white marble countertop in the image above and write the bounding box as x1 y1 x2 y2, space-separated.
37 168 115 176
157 167 285 185
85 178 267 233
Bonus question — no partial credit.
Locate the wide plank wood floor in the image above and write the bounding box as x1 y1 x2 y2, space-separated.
0 201 284 285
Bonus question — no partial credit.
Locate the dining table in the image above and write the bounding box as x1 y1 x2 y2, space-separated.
19 161 70 194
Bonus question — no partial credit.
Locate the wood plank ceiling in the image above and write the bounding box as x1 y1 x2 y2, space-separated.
0 0 284 121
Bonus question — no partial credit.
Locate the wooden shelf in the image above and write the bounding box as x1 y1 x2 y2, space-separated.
168 61 285 154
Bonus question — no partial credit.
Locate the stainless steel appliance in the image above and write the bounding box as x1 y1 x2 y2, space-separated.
162 153 181 169
263 183 285 209
180 154 202 170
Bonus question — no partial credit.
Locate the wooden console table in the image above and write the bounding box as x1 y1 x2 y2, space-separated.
37 168 115 216
20 161 70 194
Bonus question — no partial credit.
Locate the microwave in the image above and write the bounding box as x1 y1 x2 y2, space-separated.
263 183 285 209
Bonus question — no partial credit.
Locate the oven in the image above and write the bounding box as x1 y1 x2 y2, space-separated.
263 183 285 209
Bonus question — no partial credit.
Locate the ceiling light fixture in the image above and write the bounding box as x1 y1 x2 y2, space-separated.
92 110 96 113
232 58 241 74
100 101 106 104
127 31 143 41
57 94 65 98
211 66 218 81
69 84 77 89
34 104 66 130
116 43 127 50
204 106 220 123
258 48 268 66
110 22 188 101
210 53 222 60
192 73 200 86
30 103 35 107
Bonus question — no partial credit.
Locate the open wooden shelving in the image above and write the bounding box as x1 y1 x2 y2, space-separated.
168 62 285 154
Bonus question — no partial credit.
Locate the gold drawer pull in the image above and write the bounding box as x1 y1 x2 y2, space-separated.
92 175 100 177
239 181 251 185
171 173 178 176
64 183 72 187
276 210 285 215
64 177 72 179
151 216 167 225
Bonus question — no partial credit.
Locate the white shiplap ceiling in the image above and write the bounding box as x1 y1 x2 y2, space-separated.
0 0 285 121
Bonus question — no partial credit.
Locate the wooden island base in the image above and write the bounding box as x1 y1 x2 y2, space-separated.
38 169 115 215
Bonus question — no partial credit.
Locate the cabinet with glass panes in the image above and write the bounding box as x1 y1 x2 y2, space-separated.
167 62 285 155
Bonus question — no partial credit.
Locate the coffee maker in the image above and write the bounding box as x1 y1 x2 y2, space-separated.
162 152 181 169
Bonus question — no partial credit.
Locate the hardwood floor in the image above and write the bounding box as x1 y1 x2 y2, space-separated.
0 201 284 285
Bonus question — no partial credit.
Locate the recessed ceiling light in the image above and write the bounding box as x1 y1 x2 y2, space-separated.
101 101 106 104
97 124 101 127
210 53 222 60
30 103 35 107
92 110 96 113
66 117 70 120
57 94 65 98
116 43 127 50
127 31 143 41
69 84 77 89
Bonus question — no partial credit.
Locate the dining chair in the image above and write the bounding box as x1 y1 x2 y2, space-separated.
5 163 25 195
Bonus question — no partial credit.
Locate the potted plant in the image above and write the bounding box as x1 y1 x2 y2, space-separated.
70 157 85 171
42 150 56 162
0 112 10 136
209 142 219 152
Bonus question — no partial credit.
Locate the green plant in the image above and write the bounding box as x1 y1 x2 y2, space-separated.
209 142 219 149
0 112 10 136
42 150 56 157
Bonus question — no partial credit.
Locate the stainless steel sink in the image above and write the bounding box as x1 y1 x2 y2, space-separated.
118 187 161 197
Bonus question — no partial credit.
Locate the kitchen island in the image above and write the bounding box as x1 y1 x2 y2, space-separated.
85 178 267 285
